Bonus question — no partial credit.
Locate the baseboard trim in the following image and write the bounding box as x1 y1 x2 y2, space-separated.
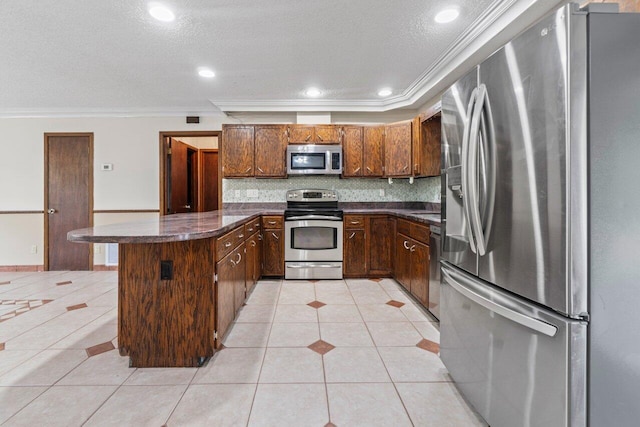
93 265 118 271
0 265 45 272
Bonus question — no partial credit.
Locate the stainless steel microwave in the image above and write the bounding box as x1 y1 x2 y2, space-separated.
286 145 342 175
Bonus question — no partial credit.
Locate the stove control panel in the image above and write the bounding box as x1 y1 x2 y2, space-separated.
286 189 338 202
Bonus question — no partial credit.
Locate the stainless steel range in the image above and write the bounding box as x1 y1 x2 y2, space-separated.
284 189 343 279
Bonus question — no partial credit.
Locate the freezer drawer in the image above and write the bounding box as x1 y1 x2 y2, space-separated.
440 263 586 427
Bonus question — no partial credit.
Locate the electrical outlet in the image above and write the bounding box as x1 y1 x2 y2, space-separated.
30 245 37 254
247 189 259 198
379 189 385 197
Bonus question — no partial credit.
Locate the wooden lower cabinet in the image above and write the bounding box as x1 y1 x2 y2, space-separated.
262 215 284 276
343 214 394 278
395 230 430 306
215 249 236 350
118 239 215 367
245 231 261 294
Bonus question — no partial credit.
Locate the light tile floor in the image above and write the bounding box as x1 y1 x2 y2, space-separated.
0 271 487 426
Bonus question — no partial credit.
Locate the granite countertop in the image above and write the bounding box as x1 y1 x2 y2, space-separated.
68 205 441 244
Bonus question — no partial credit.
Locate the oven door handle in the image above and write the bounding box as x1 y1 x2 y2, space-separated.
286 215 342 221
286 264 341 268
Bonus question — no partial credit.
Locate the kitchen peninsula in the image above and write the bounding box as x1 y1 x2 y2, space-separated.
68 206 440 368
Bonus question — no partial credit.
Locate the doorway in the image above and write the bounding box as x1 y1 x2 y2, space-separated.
159 131 221 215
44 133 93 271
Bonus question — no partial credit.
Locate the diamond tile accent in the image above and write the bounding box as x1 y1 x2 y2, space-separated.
0 281 10 285
308 279 320 283
0 342 5 351
325 423 337 427
307 300 326 309
86 341 116 357
416 339 440 354
308 340 335 355
66 303 88 311
386 300 405 308
369 278 383 282
56 280 73 286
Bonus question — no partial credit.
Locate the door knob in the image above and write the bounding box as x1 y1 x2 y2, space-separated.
182 205 191 209
47 208 56 214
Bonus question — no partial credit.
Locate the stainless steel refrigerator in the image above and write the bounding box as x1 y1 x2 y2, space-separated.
440 3 640 426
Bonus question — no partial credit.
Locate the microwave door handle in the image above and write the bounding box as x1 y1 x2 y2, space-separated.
461 88 478 254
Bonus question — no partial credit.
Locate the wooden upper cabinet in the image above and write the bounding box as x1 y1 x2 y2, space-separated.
420 113 442 177
222 125 254 178
287 125 342 144
384 120 412 177
254 125 287 177
342 126 364 177
363 126 384 177
315 125 341 144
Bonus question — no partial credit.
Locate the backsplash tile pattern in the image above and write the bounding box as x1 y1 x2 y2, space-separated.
223 176 441 203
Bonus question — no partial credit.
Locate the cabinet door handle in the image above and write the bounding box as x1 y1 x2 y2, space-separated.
245 167 252 173
305 134 312 141
348 232 356 239
317 134 323 141
410 245 416 252
225 242 232 248
353 167 361 173
257 167 264 173
366 166 373 173
403 241 410 250
402 165 408 171
414 163 419 172
236 253 242 263
182 205 191 209
272 232 279 240
250 241 256 247
258 234 263 240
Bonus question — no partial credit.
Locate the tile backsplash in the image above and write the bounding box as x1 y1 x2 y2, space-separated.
223 176 441 203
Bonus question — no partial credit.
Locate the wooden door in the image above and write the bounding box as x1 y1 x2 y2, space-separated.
199 149 219 212
315 125 341 144
384 121 412 177
168 138 191 214
363 126 384 177
45 133 92 271
410 240 430 306
368 216 394 276
262 229 284 276
221 125 254 177
395 234 412 291
342 126 363 177
255 125 287 177
216 252 236 347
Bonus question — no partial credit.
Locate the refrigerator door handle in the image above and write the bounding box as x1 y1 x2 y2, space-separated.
468 84 488 256
442 267 558 337
461 88 479 254
478 87 496 251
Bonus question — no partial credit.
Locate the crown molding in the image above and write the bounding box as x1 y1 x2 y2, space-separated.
0 107 227 119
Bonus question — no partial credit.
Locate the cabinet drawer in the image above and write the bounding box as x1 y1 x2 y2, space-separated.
410 223 430 245
262 215 283 229
216 226 243 261
397 219 411 236
345 215 365 229
245 219 261 236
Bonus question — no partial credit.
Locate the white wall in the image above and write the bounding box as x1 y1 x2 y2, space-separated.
0 110 417 266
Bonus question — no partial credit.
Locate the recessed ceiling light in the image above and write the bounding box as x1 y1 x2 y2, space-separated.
305 87 321 97
378 88 393 97
198 68 215 78
435 8 459 24
149 3 175 22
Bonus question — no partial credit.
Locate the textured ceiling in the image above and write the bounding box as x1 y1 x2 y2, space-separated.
0 0 563 116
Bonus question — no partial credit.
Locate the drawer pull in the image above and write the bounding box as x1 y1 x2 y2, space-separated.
238 234 244 239
350 220 360 225
403 241 410 250
224 242 232 248
268 221 277 225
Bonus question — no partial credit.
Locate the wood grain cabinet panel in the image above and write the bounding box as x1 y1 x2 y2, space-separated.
233 243 246 315
254 125 287 177
384 120 412 177
118 239 214 367
410 241 429 306
262 215 284 277
344 228 367 277
216 249 236 349
368 216 394 276
343 215 394 278
395 234 412 290
287 125 342 144
394 220 431 307
342 126 364 177
245 231 261 295
363 126 385 177
419 113 442 177
221 125 254 177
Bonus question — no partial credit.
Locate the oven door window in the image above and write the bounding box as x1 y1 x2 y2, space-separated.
291 226 337 250
291 153 326 170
